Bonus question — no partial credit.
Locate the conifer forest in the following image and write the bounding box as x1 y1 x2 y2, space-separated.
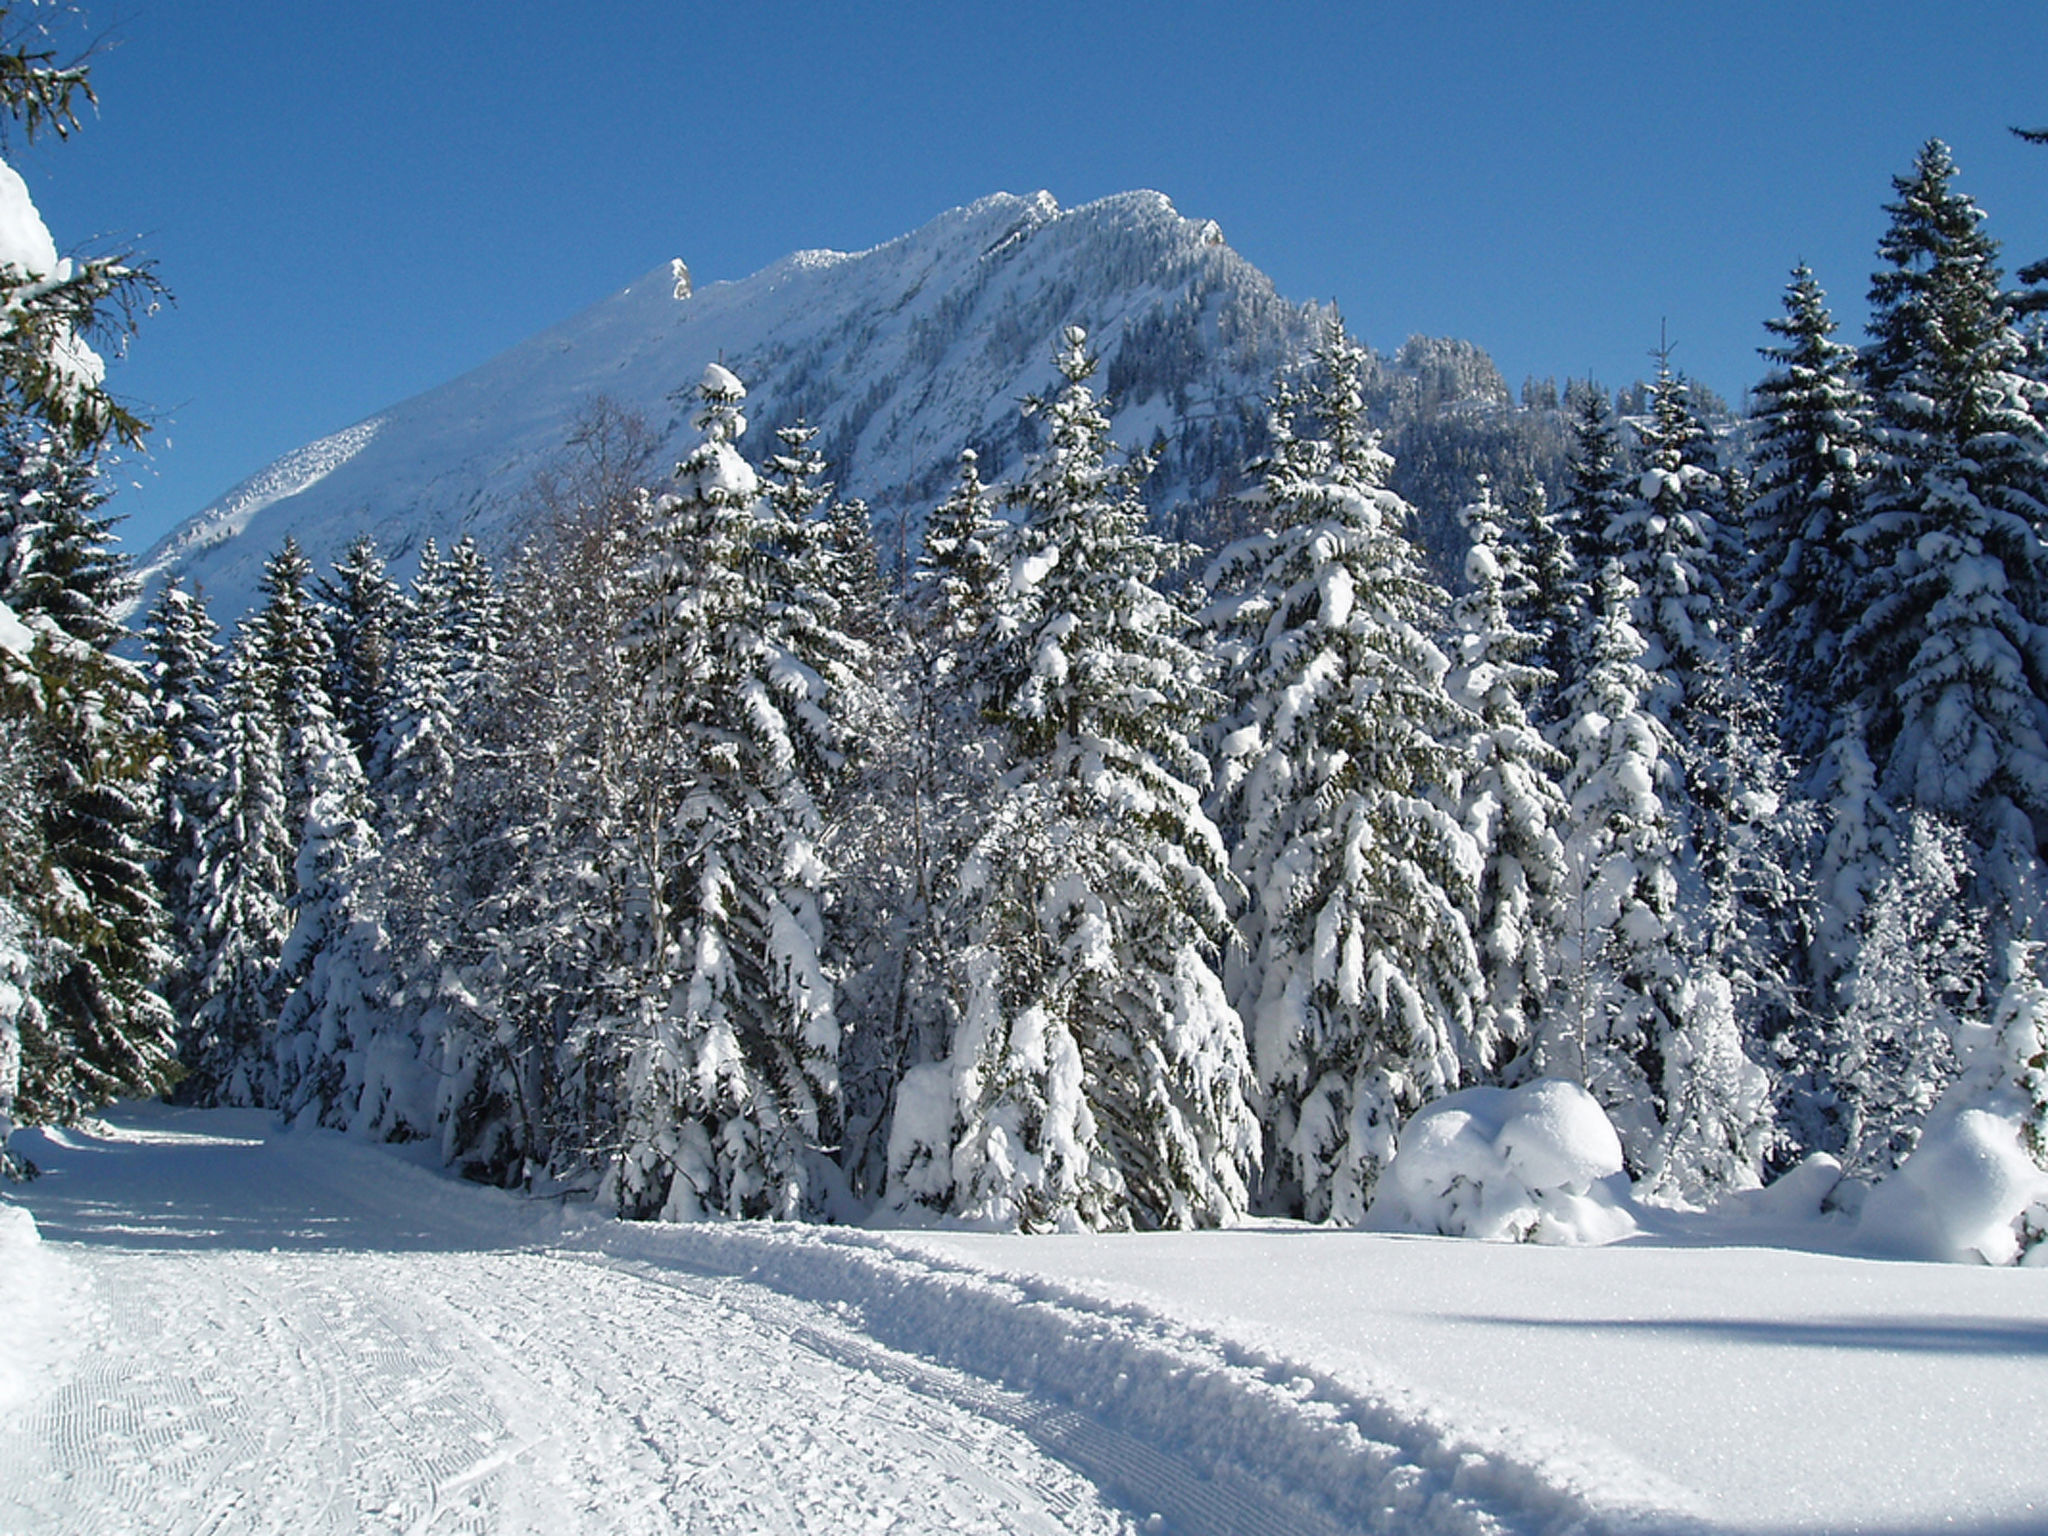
5 23 2048 1258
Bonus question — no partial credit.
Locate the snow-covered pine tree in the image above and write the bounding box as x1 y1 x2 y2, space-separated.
316 535 405 773
920 326 1254 1232
142 577 222 1027
0 428 175 1119
1449 477 1571 1081
873 451 1015 1210
611 362 839 1221
183 629 293 1106
0 652 46 1169
1747 265 1870 760
1556 382 1632 605
1203 318 1475 1223
1549 561 1768 1195
1831 804 1980 1176
0 19 167 1136
1499 475 1582 725
270 723 384 1130
1612 360 1726 724
249 538 342 830
1845 139 2048 942
759 416 914 1204
238 537 388 1124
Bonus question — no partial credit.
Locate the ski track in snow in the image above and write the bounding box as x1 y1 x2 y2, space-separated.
0 1107 1696 1536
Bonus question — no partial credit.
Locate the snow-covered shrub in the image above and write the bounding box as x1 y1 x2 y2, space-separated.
1856 947 2048 1264
1364 1078 1638 1244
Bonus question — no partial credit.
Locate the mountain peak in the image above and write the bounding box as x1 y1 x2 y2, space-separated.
137 190 1320 620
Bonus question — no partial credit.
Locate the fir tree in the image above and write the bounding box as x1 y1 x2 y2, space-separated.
1845 139 2048 917
1549 561 1767 1193
914 327 1255 1231
1612 360 1726 722
1448 478 1571 1081
1747 265 1870 756
183 630 292 1106
863 451 1013 1204
1500 475 1581 723
141 577 222 1026
610 362 840 1221
1205 319 1476 1222
0 430 174 1119
316 535 405 771
1557 383 1632 595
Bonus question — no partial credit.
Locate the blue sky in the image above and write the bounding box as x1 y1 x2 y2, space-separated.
17 0 2048 552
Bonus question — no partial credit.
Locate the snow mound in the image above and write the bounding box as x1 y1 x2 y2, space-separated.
1857 1109 2048 1265
1366 1080 1639 1244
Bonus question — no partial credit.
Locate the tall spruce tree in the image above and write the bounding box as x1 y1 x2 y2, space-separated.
1844 139 2048 955
610 363 840 1221
183 629 292 1106
904 327 1255 1231
1205 320 1478 1222
0 429 175 1119
317 535 405 772
1550 561 1768 1192
1748 266 1870 758
1449 478 1571 1081
141 577 222 1027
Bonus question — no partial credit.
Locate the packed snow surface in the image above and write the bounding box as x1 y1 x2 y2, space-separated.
5 1106 2046 1535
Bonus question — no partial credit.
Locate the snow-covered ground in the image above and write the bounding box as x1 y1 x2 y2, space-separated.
4 1106 2044 1535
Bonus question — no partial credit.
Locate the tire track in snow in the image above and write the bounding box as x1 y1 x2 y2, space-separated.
429 1248 1137 1536
576 1222 1691 1536
564 1250 1352 1536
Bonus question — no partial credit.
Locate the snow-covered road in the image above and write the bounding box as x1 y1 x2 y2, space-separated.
5 1106 2044 1535
0 1113 1144 1536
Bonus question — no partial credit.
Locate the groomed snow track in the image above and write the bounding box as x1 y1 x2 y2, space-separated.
0 1108 1691 1535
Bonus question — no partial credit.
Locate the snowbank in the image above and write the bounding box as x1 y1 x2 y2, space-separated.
1365 1079 1638 1244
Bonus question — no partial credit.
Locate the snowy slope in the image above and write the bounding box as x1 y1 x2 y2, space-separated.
133 191 1321 622
7 1106 2045 1535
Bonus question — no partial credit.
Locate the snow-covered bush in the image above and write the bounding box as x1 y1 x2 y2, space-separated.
1856 947 2048 1264
1364 1078 1638 1244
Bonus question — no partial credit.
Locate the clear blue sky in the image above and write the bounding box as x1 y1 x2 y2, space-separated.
16 0 2048 552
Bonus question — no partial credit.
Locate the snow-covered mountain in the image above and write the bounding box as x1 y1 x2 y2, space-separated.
138 190 1342 619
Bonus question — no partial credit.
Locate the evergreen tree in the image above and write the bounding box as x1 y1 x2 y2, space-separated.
610 363 840 1221
183 630 292 1106
316 535 405 771
1449 478 1571 1080
867 451 1012 1205
1845 140 2048 926
0 430 174 1119
1204 319 1475 1222
1612 360 1726 724
0 10 167 1133
1549 562 1768 1193
1500 476 1581 722
1557 383 1632 591
271 724 384 1129
910 327 1255 1231
1747 265 1870 756
141 577 222 1026
1832 806 1980 1175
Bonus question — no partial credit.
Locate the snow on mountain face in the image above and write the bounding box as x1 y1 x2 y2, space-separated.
135 190 1324 620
